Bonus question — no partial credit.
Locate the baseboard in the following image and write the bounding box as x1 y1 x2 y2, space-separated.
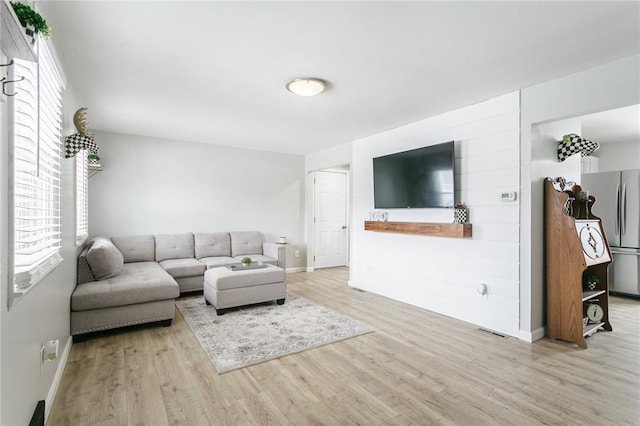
518 326 545 343
531 326 545 341
347 280 367 292
305 267 314 272
45 335 72 423
347 280 362 289
286 267 305 273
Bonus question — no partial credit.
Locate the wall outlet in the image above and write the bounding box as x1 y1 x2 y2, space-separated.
43 339 59 362
294 250 300 258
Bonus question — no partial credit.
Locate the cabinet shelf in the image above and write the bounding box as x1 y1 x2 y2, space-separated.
364 221 472 238
582 290 606 302
583 322 604 337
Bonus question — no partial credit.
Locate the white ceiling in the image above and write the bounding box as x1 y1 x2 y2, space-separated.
40 1 640 155
581 104 640 144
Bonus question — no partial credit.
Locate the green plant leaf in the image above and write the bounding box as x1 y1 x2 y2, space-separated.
10 2 51 37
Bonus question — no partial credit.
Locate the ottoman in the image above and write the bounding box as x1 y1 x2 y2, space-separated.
204 264 286 315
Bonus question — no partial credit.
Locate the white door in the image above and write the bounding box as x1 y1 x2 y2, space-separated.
314 170 347 268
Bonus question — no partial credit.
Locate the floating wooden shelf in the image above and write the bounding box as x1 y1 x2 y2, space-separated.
88 164 102 178
364 221 472 238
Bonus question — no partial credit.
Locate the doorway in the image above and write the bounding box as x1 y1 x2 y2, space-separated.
312 169 348 269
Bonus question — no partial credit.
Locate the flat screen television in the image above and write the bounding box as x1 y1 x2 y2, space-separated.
373 141 455 209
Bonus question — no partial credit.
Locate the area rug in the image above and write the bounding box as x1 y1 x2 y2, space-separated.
176 293 373 374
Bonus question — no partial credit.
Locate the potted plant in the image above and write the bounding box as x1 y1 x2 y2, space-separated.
240 256 252 266
585 275 600 291
87 153 100 165
10 2 51 43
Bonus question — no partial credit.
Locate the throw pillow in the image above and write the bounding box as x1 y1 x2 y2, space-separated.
86 237 124 280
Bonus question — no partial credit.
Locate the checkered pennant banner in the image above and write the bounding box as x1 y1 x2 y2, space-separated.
557 133 599 162
65 132 99 158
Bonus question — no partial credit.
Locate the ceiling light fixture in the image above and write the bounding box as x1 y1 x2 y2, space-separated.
286 78 326 97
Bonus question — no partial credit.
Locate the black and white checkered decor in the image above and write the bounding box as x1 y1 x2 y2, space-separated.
454 207 468 223
65 132 99 158
557 133 599 162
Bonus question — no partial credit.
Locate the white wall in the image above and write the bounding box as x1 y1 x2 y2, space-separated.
89 132 306 269
592 140 640 172
304 143 353 270
533 120 583 185
526 121 582 340
1 81 81 424
349 92 521 337
520 54 640 340
305 141 352 173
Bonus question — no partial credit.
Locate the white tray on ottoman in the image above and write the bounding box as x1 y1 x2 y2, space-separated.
204 263 286 315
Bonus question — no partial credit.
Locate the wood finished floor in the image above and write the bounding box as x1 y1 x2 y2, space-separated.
49 267 640 425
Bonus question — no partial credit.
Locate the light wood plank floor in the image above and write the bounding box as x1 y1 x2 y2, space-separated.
49 267 640 425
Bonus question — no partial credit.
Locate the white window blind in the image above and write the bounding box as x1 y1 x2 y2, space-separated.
11 40 64 294
75 150 88 245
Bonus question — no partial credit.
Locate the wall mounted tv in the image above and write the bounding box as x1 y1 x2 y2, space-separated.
373 141 455 209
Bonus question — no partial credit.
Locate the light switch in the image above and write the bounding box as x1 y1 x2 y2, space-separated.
500 191 517 202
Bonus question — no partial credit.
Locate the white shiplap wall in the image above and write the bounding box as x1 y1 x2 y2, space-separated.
350 92 521 337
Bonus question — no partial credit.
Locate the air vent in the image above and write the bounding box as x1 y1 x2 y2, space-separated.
478 328 508 338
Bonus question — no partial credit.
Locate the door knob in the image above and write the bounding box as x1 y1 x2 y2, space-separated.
341 225 347 229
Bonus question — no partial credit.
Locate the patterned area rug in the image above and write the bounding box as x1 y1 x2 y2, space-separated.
176 294 373 374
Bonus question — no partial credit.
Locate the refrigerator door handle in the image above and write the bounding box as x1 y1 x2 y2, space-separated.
615 183 620 236
611 251 640 256
621 183 626 236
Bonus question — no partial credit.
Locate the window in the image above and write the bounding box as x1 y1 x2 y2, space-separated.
10 40 64 299
75 150 88 245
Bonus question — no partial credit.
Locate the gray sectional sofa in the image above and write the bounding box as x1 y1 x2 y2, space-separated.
72 231 285 342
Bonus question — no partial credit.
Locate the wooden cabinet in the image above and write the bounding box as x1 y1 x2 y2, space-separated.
544 178 612 348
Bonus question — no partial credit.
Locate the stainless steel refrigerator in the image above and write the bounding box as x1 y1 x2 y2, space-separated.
581 169 640 297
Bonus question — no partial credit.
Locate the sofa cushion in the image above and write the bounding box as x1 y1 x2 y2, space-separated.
199 256 236 269
86 237 124 280
230 231 263 257
71 262 179 311
194 232 231 259
155 233 194 262
204 264 285 291
111 235 155 263
159 258 206 278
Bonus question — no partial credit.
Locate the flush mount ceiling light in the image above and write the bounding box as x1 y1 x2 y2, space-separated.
286 78 326 96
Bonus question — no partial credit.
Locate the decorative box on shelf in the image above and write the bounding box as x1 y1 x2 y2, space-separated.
454 202 469 223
